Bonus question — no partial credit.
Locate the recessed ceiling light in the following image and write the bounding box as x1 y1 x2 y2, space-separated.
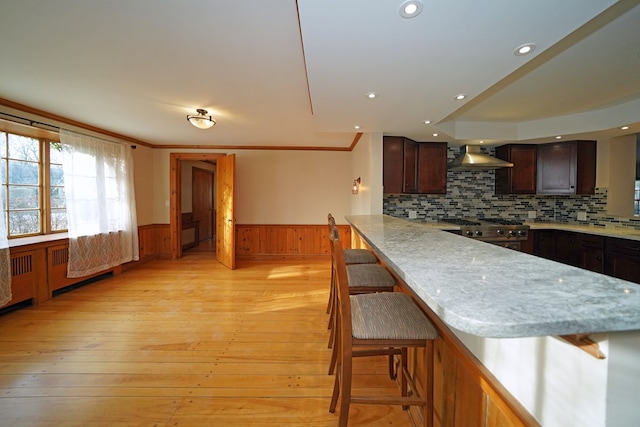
366 92 377 99
621 125 630 130
555 136 562 139
514 43 536 56
399 0 423 18
354 125 360 130
454 94 466 100
479 140 485 144
423 120 431 125
432 133 439 137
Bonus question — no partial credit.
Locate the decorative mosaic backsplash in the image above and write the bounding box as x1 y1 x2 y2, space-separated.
383 147 640 231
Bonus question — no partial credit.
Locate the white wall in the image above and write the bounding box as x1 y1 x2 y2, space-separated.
351 133 383 216
143 147 359 225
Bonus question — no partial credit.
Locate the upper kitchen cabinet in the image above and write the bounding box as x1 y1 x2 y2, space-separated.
417 142 447 194
536 140 596 195
495 144 537 194
383 136 447 194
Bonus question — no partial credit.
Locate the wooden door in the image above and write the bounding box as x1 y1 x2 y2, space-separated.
216 154 236 270
192 167 214 241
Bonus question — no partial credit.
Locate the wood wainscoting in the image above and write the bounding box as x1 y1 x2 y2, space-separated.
235 224 352 260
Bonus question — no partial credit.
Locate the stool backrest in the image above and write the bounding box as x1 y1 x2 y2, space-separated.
329 233 354 354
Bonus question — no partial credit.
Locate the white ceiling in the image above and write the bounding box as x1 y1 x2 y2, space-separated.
1 0 639 148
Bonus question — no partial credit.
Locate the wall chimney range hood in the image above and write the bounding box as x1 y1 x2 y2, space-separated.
447 145 514 170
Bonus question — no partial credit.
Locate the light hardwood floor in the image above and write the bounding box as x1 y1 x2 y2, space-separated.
0 246 414 426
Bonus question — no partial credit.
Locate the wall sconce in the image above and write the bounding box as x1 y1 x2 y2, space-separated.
352 177 361 194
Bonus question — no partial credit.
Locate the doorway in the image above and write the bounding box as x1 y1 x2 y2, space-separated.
169 153 233 263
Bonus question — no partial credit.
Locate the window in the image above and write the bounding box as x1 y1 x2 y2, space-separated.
0 131 66 237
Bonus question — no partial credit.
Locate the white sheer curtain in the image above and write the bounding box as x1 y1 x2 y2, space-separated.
0 201 11 306
60 129 139 278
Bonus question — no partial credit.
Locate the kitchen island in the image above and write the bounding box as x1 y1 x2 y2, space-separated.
346 214 640 427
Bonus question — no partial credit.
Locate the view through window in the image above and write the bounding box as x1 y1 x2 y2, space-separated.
0 131 66 237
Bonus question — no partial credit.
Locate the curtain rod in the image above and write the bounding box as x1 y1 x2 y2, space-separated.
0 111 61 131
0 111 136 149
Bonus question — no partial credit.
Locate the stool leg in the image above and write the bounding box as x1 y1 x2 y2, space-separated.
423 340 435 427
401 347 409 410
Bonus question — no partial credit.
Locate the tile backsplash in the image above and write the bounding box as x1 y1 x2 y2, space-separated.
383 147 640 231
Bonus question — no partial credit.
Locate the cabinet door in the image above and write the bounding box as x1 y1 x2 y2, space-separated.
535 230 557 260
582 248 604 273
581 234 604 273
495 144 536 194
403 139 418 193
556 231 582 267
383 136 404 194
576 140 597 194
417 142 447 194
537 142 577 194
604 238 640 284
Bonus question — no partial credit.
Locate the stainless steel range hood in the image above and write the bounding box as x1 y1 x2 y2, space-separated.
447 145 513 170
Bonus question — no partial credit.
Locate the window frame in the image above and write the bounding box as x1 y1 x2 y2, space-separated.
0 128 66 239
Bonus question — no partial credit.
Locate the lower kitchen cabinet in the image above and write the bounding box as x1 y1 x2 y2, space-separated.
556 231 582 267
581 234 605 273
604 237 640 283
534 230 557 261
534 230 638 283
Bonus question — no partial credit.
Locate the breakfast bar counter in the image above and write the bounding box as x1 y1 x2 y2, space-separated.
345 214 640 427
346 214 640 338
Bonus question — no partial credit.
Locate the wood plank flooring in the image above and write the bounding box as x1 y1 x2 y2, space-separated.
0 247 414 426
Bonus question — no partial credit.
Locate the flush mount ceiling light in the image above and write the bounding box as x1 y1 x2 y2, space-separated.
621 125 630 130
454 94 467 100
514 43 536 56
399 0 423 18
423 120 432 125
354 125 360 130
366 92 377 99
187 109 216 129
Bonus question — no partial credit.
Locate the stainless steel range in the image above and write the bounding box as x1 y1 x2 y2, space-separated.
440 218 529 251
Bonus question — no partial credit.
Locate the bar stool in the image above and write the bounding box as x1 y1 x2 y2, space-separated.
329 236 438 427
326 215 380 316
326 225 395 375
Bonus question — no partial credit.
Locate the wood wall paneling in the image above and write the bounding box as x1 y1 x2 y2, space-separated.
235 224 349 259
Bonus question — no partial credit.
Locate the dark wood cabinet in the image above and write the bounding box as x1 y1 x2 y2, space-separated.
495 144 537 194
604 237 640 283
417 142 447 194
536 140 596 195
383 136 447 194
535 230 639 283
581 234 604 273
535 230 557 261
556 231 582 267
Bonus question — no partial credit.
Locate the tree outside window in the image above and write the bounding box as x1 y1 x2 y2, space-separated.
0 131 66 237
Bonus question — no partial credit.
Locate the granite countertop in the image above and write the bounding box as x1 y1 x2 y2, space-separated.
346 214 640 338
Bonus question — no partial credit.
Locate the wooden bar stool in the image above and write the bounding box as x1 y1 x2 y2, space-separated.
326 213 378 315
326 225 395 375
329 236 438 427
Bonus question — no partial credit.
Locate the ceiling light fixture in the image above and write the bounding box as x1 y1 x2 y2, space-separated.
366 92 377 99
354 125 360 130
621 125 630 130
555 136 562 139
432 133 439 137
187 109 215 129
514 43 536 56
399 0 423 18
454 94 467 100
423 120 431 125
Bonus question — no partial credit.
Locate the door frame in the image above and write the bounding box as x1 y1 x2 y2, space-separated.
169 152 225 259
